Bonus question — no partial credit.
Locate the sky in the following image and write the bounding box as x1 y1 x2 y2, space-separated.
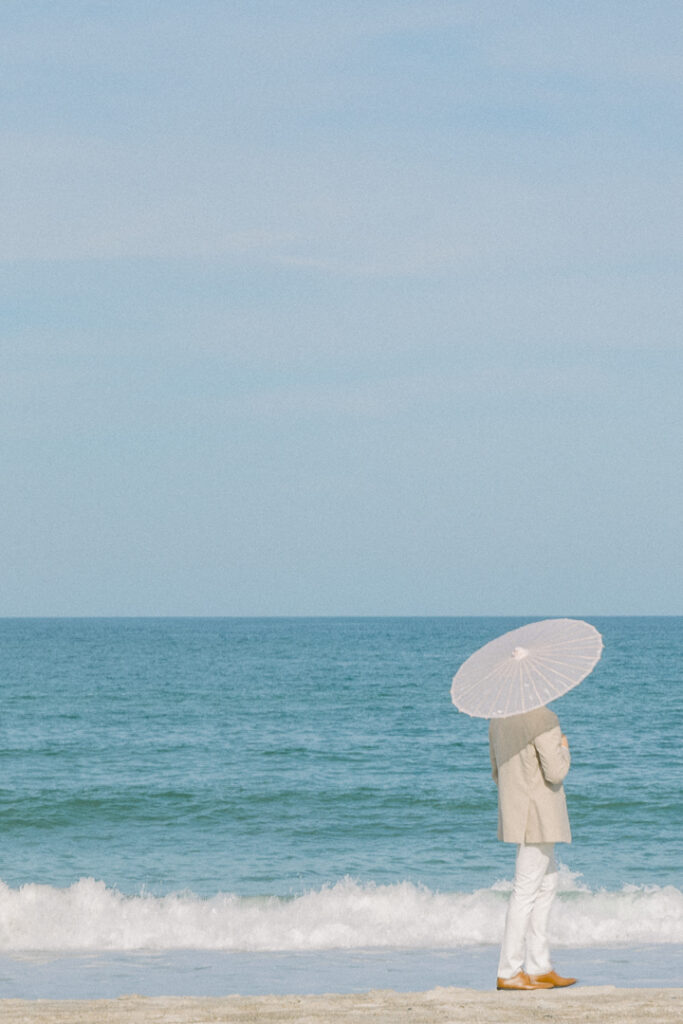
1 1 681 616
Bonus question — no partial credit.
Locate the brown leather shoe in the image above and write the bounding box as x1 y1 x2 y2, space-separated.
529 969 577 987
497 971 554 990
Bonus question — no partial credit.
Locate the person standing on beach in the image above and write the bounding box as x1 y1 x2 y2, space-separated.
489 705 578 990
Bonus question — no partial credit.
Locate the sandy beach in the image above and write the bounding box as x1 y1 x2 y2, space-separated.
2 987 681 1023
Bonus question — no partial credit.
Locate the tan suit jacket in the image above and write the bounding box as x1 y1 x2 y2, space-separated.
489 706 571 844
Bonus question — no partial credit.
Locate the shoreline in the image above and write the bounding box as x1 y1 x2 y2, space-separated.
2 943 681 998
1 987 682 1024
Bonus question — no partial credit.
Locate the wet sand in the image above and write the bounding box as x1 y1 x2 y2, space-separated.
2 986 681 1023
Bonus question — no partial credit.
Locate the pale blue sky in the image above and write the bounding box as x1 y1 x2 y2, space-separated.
2 2 681 615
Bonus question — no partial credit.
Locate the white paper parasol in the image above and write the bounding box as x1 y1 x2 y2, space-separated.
451 618 603 718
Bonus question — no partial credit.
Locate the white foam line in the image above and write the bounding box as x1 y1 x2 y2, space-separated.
0 876 681 953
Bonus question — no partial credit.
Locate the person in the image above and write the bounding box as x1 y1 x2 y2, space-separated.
489 705 577 990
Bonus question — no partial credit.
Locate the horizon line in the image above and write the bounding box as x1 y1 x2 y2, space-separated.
0 613 679 621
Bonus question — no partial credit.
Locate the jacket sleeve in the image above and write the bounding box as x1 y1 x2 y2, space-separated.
534 726 570 785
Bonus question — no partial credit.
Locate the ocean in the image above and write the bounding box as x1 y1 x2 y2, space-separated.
0 616 681 996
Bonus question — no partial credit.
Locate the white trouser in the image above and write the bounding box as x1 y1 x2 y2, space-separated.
498 842 558 979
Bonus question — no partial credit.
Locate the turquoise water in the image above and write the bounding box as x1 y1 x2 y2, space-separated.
0 616 681 969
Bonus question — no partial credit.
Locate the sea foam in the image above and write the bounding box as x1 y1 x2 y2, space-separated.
0 874 680 952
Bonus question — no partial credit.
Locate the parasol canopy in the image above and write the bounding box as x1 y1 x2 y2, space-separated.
451 618 603 718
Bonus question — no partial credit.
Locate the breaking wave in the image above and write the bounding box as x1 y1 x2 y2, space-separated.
0 871 681 952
